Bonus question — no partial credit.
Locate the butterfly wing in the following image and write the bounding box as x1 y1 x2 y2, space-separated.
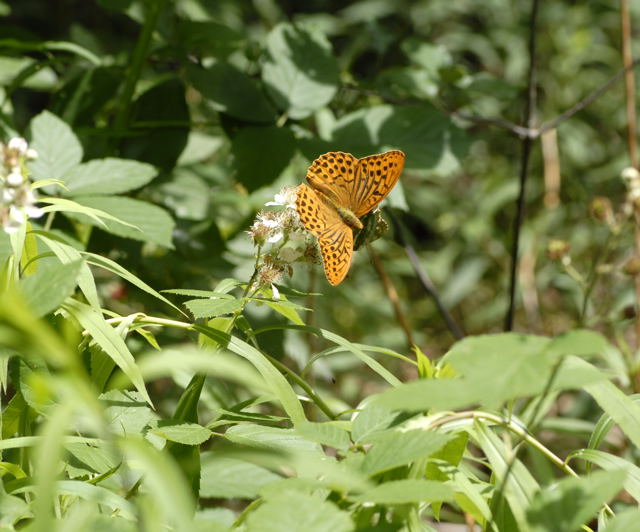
305 151 359 207
296 184 353 285
351 150 405 218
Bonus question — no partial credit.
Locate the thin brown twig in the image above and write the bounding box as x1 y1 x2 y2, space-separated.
504 0 540 332
387 209 464 340
367 245 417 348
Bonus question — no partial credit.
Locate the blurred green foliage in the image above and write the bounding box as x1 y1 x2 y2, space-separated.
2 0 640 530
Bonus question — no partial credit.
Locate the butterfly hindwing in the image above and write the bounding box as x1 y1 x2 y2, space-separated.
318 222 353 286
296 184 353 285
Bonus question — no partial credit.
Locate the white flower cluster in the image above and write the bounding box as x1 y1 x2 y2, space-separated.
1 137 42 234
248 186 320 290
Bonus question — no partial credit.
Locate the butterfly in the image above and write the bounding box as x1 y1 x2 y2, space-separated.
296 150 405 285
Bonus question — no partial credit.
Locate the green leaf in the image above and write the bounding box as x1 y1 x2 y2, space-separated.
187 61 276 123
471 421 538 530
602 509 640 532
28 110 83 181
526 469 626 532
194 325 307 425
120 78 190 171
231 125 296 192
323 104 469 175
262 23 339 119
177 20 244 58
101 389 157 437
185 298 246 319
584 378 640 449
295 421 351 451
200 453 281 499
61 158 157 196
63 299 151 406
362 429 452 476
19 259 81 317
245 491 353 532
35 233 100 308
350 479 453 504
224 424 320 453
351 405 397 443
120 438 195 530
150 422 212 446
83 251 185 316
69 195 175 248
570 449 640 503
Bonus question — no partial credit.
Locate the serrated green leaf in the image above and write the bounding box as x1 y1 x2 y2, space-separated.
350 479 453 504
526 469 626 532
362 429 452 476
200 453 281 499
62 158 157 196
69 195 174 248
245 491 353 532
296 421 351 451
28 110 83 181
351 405 397 443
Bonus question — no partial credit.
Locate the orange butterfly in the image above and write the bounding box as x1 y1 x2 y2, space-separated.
296 150 405 285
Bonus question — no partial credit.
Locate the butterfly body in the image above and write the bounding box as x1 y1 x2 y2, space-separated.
296 150 405 285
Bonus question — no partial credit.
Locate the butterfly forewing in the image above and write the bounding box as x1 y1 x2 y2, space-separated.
305 151 358 208
351 150 405 218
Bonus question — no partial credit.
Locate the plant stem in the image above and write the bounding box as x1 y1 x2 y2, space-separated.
505 0 540 331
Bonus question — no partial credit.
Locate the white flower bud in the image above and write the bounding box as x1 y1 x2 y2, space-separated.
7 137 28 154
622 167 640 184
2 188 16 202
26 148 38 160
9 206 26 224
25 205 44 219
271 283 280 301
6 170 23 187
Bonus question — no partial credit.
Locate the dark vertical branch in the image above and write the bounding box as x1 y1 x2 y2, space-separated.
504 0 541 331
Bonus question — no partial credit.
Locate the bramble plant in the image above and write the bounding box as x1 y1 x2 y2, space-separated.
3 2 640 532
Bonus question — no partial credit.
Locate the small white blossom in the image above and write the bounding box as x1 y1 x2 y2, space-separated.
267 231 283 244
280 246 303 262
271 284 280 301
265 186 297 209
1 137 41 233
26 148 38 160
7 137 28 154
6 170 23 187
